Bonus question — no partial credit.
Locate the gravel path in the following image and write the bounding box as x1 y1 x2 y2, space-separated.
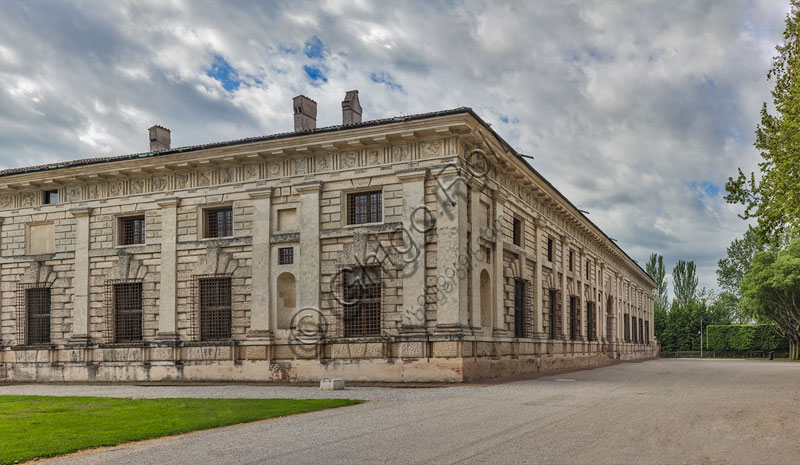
5 359 800 465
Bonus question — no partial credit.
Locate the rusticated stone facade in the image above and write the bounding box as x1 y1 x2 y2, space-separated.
0 94 658 383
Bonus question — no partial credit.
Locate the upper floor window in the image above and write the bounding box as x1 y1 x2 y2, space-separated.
278 247 294 265
204 207 233 238
547 237 554 262
118 215 145 246
512 217 522 246
586 261 591 280
347 191 382 225
43 190 58 205
568 250 573 271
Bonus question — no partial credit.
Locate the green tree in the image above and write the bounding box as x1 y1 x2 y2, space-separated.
717 227 761 295
672 260 698 307
740 239 800 360
726 2 800 244
646 253 669 311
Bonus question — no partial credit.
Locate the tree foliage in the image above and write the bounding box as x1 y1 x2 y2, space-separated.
655 297 732 352
725 2 800 244
717 227 762 295
646 253 669 311
740 238 800 360
706 324 788 352
672 260 698 307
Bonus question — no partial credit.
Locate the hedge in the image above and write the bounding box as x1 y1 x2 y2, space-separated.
706 324 788 351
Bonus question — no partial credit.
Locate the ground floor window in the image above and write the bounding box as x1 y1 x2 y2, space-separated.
645 320 650 343
342 266 381 337
196 276 232 340
639 318 644 344
514 279 526 338
586 301 596 342
624 314 631 343
108 281 143 342
17 286 51 345
631 316 638 343
569 296 579 340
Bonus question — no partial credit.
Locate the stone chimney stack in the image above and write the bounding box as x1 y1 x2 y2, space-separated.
341 90 362 125
149 125 171 152
293 95 317 131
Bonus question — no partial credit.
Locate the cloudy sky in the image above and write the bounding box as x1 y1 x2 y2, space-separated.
0 0 790 294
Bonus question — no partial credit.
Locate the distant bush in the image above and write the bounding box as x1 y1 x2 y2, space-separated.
706 325 788 351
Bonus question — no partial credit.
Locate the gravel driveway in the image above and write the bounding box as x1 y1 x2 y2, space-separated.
4 359 799 465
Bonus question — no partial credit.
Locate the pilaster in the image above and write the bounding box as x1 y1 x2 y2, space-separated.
560 235 569 339
156 198 180 341
69 207 91 343
493 191 508 337
247 187 273 340
296 181 321 312
396 168 428 334
435 173 468 334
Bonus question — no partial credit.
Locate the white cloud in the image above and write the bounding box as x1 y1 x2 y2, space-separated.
0 0 790 292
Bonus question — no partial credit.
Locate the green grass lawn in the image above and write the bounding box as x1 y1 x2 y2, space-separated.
0 395 362 464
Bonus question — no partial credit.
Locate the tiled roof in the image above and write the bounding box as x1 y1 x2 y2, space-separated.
0 108 473 178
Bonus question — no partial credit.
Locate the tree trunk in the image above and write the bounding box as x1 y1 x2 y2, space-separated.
791 340 799 361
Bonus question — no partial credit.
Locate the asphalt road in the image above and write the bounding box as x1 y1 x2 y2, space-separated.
5 359 800 465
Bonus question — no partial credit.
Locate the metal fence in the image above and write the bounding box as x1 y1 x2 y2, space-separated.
661 350 790 359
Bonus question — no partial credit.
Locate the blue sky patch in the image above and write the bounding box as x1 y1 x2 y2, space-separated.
370 72 404 92
304 36 324 59
689 180 721 198
304 65 327 83
207 55 241 92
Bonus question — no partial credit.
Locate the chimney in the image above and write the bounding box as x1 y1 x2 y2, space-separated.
293 95 317 131
149 125 171 152
341 90 362 125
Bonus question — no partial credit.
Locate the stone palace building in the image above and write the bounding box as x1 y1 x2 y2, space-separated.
0 91 658 382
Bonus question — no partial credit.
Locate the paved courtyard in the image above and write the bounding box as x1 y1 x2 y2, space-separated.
3 359 799 465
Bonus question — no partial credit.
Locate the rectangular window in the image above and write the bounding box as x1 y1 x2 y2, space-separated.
512 217 522 246
586 302 596 342
569 296 579 341
278 247 294 265
343 266 381 337
586 261 590 280
514 279 526 338
547 238 553 262
199 277 232 340
645 320 650 343
549 289 558 339
347 191 382 225
26 288 51 345
113 282 143 342
204 207 233 238
43 190 58 205
624 314 630 343
631 316 637 343
118 215 145 245
639 318 644 344
568 250 573 272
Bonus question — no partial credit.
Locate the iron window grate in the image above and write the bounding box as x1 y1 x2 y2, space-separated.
119 215 145 245
278 247 294 265
342 266 382 337
512 218 522 246
193 275 232 341
16 283 51 345
105 280 143 342
547 238 554 262
513 279 526 338
347 191 382 225
205 207 233 238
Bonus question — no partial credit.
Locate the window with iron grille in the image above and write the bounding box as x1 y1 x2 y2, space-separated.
631 316 637 343
43 190 58 205
568 250 573 272
278 247 294 265
639 318 644 344
548 289 558 339
645 320 650 343
118 215 145 245
512 217 522 246
624 314 630 342
347 191 382 225
16 286 51 345
197 277 232 340
569 296 579 340
110 281 143 342
342 266 381 337
586 261 590 280
586 302 596 342
547 237 553 261
204 207 233 238
514 279 526 338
